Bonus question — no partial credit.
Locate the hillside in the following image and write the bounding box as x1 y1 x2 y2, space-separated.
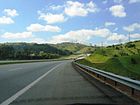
52 42 94 54
0 43 71 60
77 40 140 80
0 42 94 60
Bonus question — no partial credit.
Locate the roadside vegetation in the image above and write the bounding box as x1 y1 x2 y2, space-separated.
77 40 140 80
52 42 94 54
0 42 93 60
0 43 69 60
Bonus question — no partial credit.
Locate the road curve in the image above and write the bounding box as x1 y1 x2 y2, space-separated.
0 60 139 105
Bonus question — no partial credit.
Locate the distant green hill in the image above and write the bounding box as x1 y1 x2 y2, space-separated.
0 43 71 60
0 42 94 60
77 40 140 80
51 42 94 54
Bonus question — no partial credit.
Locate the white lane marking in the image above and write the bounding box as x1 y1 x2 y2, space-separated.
0 63 62 105
8 68 23 72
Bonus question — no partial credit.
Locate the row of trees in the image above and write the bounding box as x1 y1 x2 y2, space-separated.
0 43 71 60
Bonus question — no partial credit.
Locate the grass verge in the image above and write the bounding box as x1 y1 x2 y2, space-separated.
77 54 140 80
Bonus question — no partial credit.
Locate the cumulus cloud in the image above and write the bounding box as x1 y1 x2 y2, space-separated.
49 5 64 10
0 16 14 24
30 38 47 44
48 28 111 44
107 33 140 42
64 1 99 17
27 23 61 32
38 12 65 24
38 1 99 23
109 5 126 17
4 9 18 17
47 28 131 44
1 32 33 39
0 9 18 25
107 33 127 41
114 0 140 4
130 33 140 38
105 22 116 27
123 23 140 32
129 0 140 3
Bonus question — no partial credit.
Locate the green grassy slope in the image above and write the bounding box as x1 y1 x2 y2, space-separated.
77 40 140 80
52 42 94 54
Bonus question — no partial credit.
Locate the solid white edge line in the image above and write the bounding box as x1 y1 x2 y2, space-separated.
0 63 62 105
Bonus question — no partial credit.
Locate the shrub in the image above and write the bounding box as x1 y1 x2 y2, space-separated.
114 54 118 57
120 52 128 56
125 43 136 48
115 46 120 50
131 58 137 64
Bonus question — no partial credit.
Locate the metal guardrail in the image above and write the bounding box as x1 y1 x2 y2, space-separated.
73 61 140 96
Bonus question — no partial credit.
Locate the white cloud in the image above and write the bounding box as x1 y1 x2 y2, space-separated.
47 28 130 44
38 1 99 23
38 12 65 24
130 33 140 38
92 28 111 37
129 0 140 3
4 9 18 17
0 16 14 24
0 9 18 25
105 22 116 27
109 5 126 17
27 23 44 32
27 23 61 32
48 28 111 44
49 5 64 10
86 1 99 13
113 0 140 4
44 25 61 32
64 1 99 17
107 33 127 41
123 23 140 32
1 32 33 39
107 33 140 42
30 38 47 44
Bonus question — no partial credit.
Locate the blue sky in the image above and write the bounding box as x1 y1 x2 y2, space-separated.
0 0 140 45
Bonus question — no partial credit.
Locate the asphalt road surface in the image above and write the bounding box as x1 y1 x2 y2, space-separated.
0 60 139 105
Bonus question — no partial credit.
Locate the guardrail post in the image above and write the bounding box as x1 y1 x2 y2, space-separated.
104 77 106 81
97 74 99 78
114 81 117 87
131 88 134 95
73 61 140 102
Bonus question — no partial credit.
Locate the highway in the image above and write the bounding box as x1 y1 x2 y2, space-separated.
0 60 139 105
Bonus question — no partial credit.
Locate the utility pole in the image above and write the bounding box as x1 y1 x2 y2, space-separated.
128 32 131 42
119 39 122 44
89 43 92 47
75 40 77 43
94 44 96 51
101 41 104 54
94 44 96 48
101 41 103 48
